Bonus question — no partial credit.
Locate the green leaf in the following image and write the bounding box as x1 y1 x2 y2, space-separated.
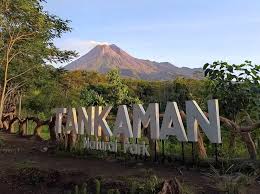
227 66 233 73
204 69 211 77
203 63 210 70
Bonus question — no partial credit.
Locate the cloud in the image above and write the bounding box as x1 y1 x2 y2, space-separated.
56 39 110 56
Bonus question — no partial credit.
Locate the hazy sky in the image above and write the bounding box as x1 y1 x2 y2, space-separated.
44 0 260 68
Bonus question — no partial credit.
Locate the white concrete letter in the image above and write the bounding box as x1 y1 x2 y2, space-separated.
65 108 78 134
94 106 113 137
114 105 133 138
160 102 188 142
77 107 95 135
186 99 221 143
55 108 67 134
133 103 160 139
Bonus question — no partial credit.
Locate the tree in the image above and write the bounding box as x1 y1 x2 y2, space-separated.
106 69 141 107
80 88 106 107
80 69 141 110
0 0 76 127
204 61 260 119
23 65 66 117
204 61 260 159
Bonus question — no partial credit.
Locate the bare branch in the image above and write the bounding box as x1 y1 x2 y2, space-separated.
240 122 260 132
14 31 37 42
7 50 22 63
7 66 36 82
4 81 26 101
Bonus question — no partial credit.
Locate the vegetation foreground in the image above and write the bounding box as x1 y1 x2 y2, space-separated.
0 131 260 194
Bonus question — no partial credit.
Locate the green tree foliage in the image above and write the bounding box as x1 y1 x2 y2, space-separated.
79 69 141 110
127 80 161 107
23 65 67 117
203 61 260 120
80 88 106 107
0 0 76 123
106 69 141 107
163 78 192 110
127 78 206 112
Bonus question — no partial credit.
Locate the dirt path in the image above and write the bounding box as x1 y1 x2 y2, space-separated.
0 131 259 194
0 132 182 178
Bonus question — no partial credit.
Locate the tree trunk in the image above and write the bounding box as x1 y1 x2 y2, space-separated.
158 178 181 194
8 117 19 133
19 119 27 136
18 94 22 117
197 129 207 159
67 131 77 150
148 138 159 159
240 132 257 160
228 130 236 153
0 80 7 128
0 53 10 128
33 124 43 138
48 117 57 142
3 120 9 130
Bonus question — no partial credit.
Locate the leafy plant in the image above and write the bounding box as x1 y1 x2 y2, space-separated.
175 178 195 194
145 175 160 193
81 182 88 194
68 183 88 194
80 88 106 107
129 181 138 194
203 61 260 120
95 179 101 194
74 185 79 194
205 164 257 194
107 189 120 194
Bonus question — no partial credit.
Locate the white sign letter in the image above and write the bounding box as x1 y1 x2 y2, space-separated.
94 106 113 137
65 108 78 134
160 102 188 142
55 108 67 134
186 99 221 143
133 103 160 139
77 107 95 135
114 105 133 138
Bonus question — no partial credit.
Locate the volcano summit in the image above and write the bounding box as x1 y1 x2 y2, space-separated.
65 44 202 80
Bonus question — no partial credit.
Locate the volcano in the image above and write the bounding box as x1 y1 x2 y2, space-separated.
64 44 202 80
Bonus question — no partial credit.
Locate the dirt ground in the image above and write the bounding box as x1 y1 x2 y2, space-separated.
0 131 259 194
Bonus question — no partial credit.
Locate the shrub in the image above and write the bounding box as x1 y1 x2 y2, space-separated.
95 179 101 194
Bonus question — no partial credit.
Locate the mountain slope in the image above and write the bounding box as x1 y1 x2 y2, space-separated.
64 44 202 80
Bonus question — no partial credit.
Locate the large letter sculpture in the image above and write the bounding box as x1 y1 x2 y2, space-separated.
65 108 79 134
77 107 95 135
114 105 133 138
186 99 221 143
133 103 160 139
55 108 67 133
94 106 113 137
160 102 188 142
